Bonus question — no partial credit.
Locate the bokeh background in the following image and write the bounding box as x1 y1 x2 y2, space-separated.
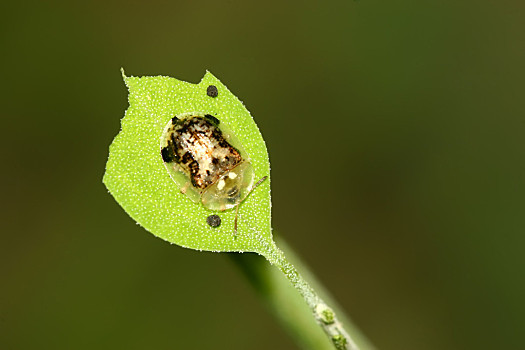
1 1 524 349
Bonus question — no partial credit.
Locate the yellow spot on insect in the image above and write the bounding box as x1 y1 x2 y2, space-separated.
228 172 237 179
217 179 226 191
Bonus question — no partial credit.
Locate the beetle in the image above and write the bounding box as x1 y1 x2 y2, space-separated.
160 111 266 234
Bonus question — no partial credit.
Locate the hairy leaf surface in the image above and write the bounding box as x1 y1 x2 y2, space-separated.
103 71 272 253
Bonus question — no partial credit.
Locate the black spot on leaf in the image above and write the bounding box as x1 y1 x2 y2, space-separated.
206 214 221 227
207 85 218 97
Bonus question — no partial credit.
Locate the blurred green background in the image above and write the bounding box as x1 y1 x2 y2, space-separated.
1 1 524 349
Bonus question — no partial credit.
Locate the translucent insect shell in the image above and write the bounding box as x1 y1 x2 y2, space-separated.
160 112 255 211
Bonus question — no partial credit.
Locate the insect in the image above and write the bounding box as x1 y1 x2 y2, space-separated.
160 111 266 234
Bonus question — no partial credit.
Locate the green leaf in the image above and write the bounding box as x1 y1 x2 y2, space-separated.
103 71 272 254
104 71 368 350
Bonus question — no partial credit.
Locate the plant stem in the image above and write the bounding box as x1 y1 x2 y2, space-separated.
263 241 358 350
229 237 376 350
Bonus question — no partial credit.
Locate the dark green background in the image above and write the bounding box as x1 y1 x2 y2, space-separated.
1 1 524 349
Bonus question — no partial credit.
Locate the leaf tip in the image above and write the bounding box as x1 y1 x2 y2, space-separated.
120 67 127 81
201 70 217 83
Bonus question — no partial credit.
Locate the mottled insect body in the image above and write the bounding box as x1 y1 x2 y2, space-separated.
160 112 256 211
162 114 242 189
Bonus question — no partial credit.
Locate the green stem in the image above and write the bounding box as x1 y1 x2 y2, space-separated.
229 237 376 350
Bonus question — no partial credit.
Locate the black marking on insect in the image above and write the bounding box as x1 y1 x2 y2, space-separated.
161 146 175 163
160 112 268 234
206 214 221 228
204 114 220 126
206 85 218 97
